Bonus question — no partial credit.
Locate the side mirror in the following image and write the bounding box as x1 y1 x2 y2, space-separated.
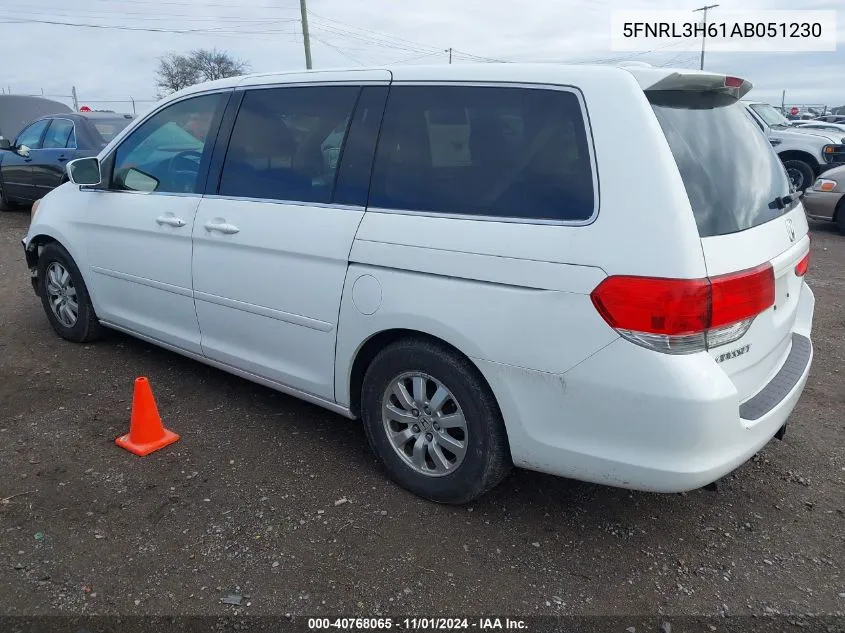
17 144 30 157
0 138 11 150
67 157 102 186
123 167 159 192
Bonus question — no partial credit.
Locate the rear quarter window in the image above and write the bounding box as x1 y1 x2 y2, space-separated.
369 85 596 222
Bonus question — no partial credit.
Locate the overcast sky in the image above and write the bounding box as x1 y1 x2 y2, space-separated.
1 0 843 114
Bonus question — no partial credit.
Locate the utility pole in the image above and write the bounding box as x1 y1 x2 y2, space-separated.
71 86 79 111
692 4 719 70
781 90 786 113
448 47 452 64
130 97 136 115
299 0 312 70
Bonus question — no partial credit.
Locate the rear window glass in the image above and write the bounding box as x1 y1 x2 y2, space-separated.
369 86 595 222
93 118 132 145
649 91 793 238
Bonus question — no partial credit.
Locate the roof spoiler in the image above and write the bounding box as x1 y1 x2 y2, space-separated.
636 71 753 100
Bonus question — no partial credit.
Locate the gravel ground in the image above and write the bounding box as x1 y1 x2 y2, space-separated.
0 209 843 620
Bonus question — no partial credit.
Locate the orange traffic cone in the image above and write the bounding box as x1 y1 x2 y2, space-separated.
115 377 180 456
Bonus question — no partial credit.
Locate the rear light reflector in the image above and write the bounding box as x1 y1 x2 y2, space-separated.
795 251 810 276
591 263 775 354
724 76 744 88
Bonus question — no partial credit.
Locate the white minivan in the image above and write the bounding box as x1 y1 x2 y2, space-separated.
24 64 814 503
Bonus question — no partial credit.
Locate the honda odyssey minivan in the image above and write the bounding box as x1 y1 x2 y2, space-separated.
23 64 814 503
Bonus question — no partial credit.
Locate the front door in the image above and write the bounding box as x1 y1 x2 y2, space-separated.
1 118 49 202
192 77 389 400
78 91 229 354
31 117 76 195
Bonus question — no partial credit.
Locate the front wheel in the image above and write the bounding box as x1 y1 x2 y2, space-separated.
836 200 845 236
783 159 814 192
360 338 511 504
37 243 103 343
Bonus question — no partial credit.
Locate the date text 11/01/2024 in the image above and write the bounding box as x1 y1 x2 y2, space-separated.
622 21 823 39
307 618 527 630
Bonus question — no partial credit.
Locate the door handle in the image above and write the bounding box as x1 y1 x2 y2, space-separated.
204 221 240 235
57 156 69 162
156 215 186 228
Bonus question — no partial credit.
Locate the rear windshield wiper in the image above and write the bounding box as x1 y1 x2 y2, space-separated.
768 192 799 209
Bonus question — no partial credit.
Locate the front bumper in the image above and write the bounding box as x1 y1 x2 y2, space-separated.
22 237 39 294
802 188 843 221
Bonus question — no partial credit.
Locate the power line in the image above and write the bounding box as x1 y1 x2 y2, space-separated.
307 10 443 54
0 6 294 22
27 0 299 8
310 34 364 66
0 16 298 35
387 50 446 65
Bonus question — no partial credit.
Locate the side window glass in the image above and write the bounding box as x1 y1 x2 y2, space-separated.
16 120 50 149
369 86 596 222
67 127 77 149
111 93 223 194
333 86 388 207
42 119 75 149
218 86 359 203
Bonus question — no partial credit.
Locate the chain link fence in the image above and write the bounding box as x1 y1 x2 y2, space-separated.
0 88 158 116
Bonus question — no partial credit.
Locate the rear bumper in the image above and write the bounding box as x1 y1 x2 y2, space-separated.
476 285 815 492
802 189 842 221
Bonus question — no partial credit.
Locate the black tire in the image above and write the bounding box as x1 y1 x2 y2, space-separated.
37 242 103 343
782 159 815 192
361 338 511 504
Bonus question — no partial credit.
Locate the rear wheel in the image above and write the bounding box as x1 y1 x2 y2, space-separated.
360 338 511 504
37 243 103 343
782 159 814 192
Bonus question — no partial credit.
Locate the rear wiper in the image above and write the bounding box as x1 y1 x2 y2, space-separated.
768 192 799 209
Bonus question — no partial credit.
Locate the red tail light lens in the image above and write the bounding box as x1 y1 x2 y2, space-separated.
724 76 744 88
591 263 775 354
710 264 775 328
590 276 709 335
794 252 810 277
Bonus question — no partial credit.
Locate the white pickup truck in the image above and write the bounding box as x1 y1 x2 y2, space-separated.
743 101 845 191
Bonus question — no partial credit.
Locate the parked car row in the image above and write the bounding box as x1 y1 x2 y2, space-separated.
0 111 133 211
23 64 814 503
743 101 845 192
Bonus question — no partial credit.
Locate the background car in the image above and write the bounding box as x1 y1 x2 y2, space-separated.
813 115 845 124
803 164 845 235
0 112 133 211
744 101 845 191
0 94 71 143
792 121 845 136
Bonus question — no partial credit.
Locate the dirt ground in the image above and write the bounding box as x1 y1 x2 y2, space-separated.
0 209 843 620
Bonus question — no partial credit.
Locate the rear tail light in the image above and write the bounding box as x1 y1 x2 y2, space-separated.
795 251 810 277
724 76 744 88
590 263 774 354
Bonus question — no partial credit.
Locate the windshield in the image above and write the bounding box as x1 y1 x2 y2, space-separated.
91 118 132 146
749 103 789 127
649 91 793 238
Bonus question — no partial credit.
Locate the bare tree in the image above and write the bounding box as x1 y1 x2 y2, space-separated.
155 53 200 97
155 49 250 97
190 48 250 82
